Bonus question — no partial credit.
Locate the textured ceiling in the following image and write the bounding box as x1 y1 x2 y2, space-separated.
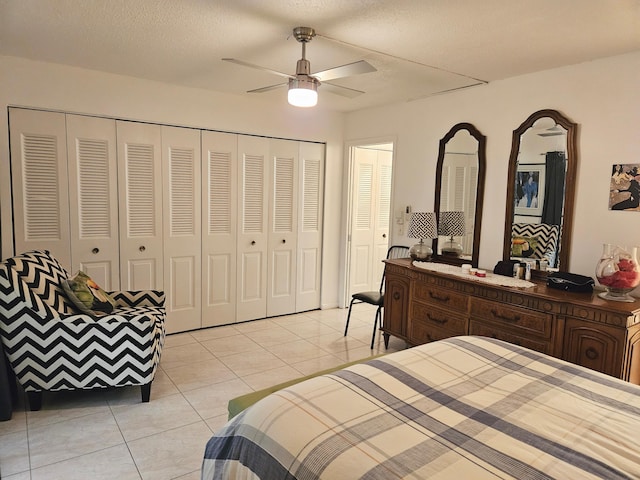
1 0 639 112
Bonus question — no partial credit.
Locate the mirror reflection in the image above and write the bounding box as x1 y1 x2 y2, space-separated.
433 123 486 267
503 110 578 272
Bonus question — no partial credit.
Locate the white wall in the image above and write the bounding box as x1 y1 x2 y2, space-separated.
344 51 640 283
0 55 345 308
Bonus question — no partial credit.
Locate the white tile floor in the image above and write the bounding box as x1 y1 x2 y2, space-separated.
0 306 407 479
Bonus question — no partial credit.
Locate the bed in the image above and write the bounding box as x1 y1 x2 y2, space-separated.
202 336 640 479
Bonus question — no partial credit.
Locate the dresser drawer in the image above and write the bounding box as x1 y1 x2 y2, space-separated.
413 283 468 313
411 319 463 345
470 297 552 338
469 320 552 355
410 302 467 335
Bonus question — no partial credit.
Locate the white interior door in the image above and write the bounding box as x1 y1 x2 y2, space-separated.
201 131 238 327
267 139 298 317
347 145 393 298
117 121 163 291
8 108 72 268
162 125 201 333
66 114 120 290
236 135 269 322
296 142 324 312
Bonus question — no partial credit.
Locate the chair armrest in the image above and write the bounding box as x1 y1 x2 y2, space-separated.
109 291 165 308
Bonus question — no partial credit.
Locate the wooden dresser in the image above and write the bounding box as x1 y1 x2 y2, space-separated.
383 258 640 384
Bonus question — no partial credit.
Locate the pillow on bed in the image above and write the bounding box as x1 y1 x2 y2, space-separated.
62 271 116 316
511 236 538 258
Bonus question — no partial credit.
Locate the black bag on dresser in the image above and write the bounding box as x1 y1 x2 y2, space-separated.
547 272 595 293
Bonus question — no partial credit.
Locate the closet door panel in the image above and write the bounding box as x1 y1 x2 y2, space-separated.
297 142 324 311
162 126 201 333
202 131 238 327
236 135 269 322
66 114 120 290
374 151 392 282
117 121 163 291
8 108 71 267
267 139 298 317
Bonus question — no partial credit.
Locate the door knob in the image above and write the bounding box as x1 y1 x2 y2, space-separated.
251 240 256 246
139 246 146 252
383 234 387 238
92 248 99 254
282 239 286 244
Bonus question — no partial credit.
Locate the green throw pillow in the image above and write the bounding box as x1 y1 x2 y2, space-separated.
62 271 116 316
511 236 538 258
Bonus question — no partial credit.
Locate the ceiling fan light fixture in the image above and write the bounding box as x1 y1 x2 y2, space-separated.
288 76 319 107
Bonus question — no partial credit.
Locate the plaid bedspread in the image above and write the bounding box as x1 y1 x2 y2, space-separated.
202 336 640 479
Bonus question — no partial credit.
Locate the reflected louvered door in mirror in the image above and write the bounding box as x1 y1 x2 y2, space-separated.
236 135 269 322
296 142 324 312
162 126 201 333
8 108 72 267
116 121 163 291
267 139 298 317
66 114 120 290
201 131 238 327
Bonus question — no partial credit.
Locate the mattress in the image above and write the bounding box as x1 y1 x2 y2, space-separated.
202 336 640 479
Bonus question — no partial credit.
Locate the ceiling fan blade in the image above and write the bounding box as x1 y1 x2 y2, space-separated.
222 58 292 79
313 60 376 82
247 83 287 94
321 82 365 98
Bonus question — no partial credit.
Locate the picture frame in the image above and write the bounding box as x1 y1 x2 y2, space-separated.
514 164 545 216
609 163 640 211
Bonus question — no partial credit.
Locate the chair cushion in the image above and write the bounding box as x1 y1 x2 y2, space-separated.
6 250 76 314
352 291 383 305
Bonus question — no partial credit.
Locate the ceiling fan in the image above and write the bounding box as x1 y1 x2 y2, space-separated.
222 27 377 107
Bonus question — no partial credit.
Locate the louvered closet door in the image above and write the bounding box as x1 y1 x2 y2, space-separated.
348 148 378 296
236 135 269 322
441 157 477 254
296 142 324 312
373 151 392 283
66 115 120 290
267 139 298 317
162 126 201 333
116 121 163 291
8 108 71 267
201 131 238 327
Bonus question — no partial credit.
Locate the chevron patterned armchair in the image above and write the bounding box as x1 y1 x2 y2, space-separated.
0 250 165 411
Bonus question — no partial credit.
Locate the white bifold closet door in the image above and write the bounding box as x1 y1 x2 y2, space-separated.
201 131 238 328
8 109 72 268
162 126 201 333
296 142 324 312
66 115 120 290
116 121 164 291
236 135 270 322
267 139 299 317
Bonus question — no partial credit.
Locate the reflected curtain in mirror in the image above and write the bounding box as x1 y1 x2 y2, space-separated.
541 151 566 226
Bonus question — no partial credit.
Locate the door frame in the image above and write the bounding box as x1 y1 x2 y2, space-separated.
340 136 397 309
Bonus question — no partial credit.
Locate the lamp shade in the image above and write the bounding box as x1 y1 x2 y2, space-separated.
288 76 319 107
438 211 466 237
407 212 438 239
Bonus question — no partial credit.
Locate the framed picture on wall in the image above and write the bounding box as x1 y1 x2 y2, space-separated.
609 163 640 211
515 164 545 216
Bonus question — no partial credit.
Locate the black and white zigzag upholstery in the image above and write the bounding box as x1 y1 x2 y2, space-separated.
511 223 560 267
0 250 165 410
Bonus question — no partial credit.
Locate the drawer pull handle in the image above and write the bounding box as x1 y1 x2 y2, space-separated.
393 292 401 301
429 292 450 303
585 347 599 360
427 314 448 325
491 309 520 323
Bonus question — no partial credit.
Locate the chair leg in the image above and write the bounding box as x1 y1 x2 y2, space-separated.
141 383 152 403
344 299 356 336
370 307 382 349
27 391 42 411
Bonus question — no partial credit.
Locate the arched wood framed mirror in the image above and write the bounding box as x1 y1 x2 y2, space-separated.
432 123 486 267
503 109 578 272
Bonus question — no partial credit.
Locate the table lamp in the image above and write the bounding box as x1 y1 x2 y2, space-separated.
407 211 438 261
438 211 465 257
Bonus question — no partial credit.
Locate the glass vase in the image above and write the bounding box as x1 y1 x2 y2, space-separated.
595 244 640 302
